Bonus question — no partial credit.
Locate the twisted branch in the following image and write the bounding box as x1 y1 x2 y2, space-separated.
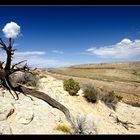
109 113 136 130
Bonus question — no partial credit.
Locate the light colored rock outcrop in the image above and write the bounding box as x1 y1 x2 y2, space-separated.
0 73 140 134
37 74 140 134
14 107 34 124
0 86 69 134
0 121 12 134
0 98 14 121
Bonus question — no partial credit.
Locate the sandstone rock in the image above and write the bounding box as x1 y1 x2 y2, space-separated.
0 73 140 134
0 102 14 121
0 122 12 134
14 108 34 124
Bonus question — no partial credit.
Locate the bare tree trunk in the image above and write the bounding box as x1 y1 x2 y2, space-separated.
5 38 12 71
5 51 12 71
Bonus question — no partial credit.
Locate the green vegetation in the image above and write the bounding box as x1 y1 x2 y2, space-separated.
55 123 72 134
63 78 80 96
102 91 117 103
82 83 100 103
101 91 122 110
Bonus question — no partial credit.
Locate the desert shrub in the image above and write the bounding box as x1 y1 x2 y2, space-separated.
55 123 72 134
76 115 87 134
63 78 80 96
102 91 121 110
102 91 117 103
82 83 100 103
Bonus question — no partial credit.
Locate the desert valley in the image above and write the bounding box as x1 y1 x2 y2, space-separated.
0 61 140 134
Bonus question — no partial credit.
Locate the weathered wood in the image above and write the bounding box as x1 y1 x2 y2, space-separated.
109 113 136 130
0 61 4 69
0 69 6 79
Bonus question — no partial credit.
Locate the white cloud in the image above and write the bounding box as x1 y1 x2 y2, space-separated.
51 50 64 54
117 38 132 45
15 51 46 56
0 51 58 68
18 56 58 68
0 50 73 68
2 22 20 39
13 51 58 68
14 55 58 68
86 38 140 59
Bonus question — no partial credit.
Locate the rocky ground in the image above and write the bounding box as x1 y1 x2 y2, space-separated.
0 74 140 134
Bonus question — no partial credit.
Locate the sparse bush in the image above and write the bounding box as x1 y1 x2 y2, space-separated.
55 123 72 134
102 91 117 103
63 78 80 96
76 115 87 134
102 91 121 110
82 83 100 103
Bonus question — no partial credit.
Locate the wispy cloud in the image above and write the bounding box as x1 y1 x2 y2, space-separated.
86 38 140 59
51 50 64 54
0 51 57 68
15 51 46 56
17 56 58 68
13 51 58 68
0 50 73 68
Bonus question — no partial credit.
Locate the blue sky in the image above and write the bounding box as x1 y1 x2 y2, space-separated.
0 6 140 68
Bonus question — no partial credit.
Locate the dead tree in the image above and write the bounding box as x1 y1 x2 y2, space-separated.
109 113 136 130
0 37 79 134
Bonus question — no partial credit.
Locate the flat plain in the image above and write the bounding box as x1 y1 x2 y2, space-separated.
47 61 140 107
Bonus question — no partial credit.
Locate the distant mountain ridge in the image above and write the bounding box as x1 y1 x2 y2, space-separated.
69 61 140 69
